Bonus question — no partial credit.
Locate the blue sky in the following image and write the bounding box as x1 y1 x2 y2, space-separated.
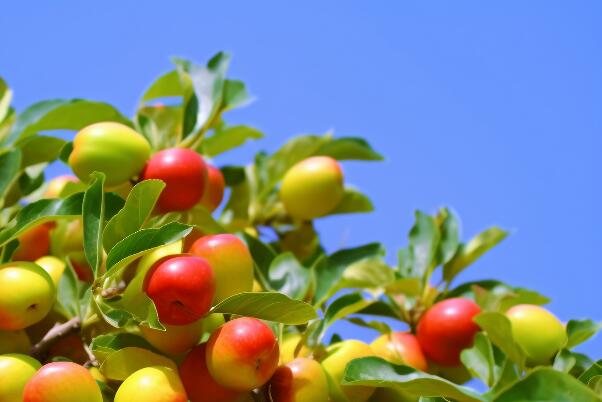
1 2 600 357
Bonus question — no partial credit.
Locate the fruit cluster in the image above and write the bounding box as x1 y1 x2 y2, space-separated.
0 53 599 402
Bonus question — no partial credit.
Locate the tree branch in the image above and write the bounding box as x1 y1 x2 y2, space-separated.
29 317 81 360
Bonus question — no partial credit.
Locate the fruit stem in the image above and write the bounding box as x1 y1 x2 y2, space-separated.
29 316 81 360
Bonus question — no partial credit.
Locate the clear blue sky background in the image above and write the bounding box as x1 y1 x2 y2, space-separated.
1 2 600 358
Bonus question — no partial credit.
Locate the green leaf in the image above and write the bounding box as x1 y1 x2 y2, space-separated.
316 137 383 161
212 292 317 325
408 210 440 281
0 192 83 246
267 252 311 300
579 360 602 385
443 227 507 283
222 79 252 111
201 125 263 157
82 172 106 277
330 187 374 215
91 333 156 363
55 261 79 319
474 312 525 367
346 317 392 334
343 357 485 402
100 347 176 381
15 135 66 168
385 278 422 297
338 257 395 292
0 149 21 203
8 99 131 144
493 367 601 402
589 375 602 396
436 208 460 265
566 319 602 349
0 77 13 124
461 332 496 386
140 70 186 102
103 180 165 251
104 222 192 271
324 292 374 327
553 349 577 373
242 233 277 289
313 243 384 305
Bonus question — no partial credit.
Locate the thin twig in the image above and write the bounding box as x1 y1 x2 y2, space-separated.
83 342 99 368
29 317 81 360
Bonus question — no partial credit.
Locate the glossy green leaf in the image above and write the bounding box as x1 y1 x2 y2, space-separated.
408 210 440 281
14 135 66 168
222 79 252 111
103 180 165 251
553 349 577 373
313 243 384 304
267 252 311 300
8 99 131 144
330 187 374 215
493 367 601 402
0 192 83 246
343 357 485 402
346 317 392 334
588 375 602 396
100 347 177 381
242 233 277 289
385 278 422 297
201 125 263 157
446 280 549 312
324 292 374 326
0 149 21 202
474 312 525 367
436 208 460 265
0 77 13 124
82 172 106 276
579 360 602 385
461 332 496 386
443 226 507 283
566 319 602 349
104 222 191 271
338 257 395 292
91 333 157 363
141 70 186 102
55 260 79 319
212 292 317 325
316 137 383 161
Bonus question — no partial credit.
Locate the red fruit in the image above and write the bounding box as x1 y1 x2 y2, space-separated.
179 344 246 402
13 225 51 262
199 165 225 212
23 361 103 402
416 298 481 366
141 148 207 212
145 255 215 325
206 317 279 391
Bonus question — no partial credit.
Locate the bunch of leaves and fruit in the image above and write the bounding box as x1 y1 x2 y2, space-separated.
0 53 600 402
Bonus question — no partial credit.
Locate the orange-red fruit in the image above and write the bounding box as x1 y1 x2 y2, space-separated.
141 148 207 212
179 344 246 402
370 332 428 371
199 165 225 212
416 298 481 366
23 361 103 402
206 317 279 391
13 225 51 262
145 255 216 325
268 358 330 402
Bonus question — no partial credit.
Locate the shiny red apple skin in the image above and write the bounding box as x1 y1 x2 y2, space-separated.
23 361 103 402
199 165 225 212
179 344 246 402
141 148 207 212
206 317 279 391
416 298 481 366
145 255 216 325
371 332 428 371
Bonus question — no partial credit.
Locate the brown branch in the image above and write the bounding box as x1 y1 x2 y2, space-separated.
29 317 81 360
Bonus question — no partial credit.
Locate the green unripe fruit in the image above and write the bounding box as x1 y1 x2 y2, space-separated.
114 366 187 402
0 354 41 402
68 122 151 186
280 156 344 220
506 304 567 365
321 340 374 402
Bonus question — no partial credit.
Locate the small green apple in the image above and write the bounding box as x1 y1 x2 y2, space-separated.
279 333 311 364
0 262 56 330
0 354 41 402
321 340 375 402
279 156 344 220
114 366 187 402
506 304 567 365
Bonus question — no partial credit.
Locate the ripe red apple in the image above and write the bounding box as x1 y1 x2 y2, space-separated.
188 234 254 303
141 148 207 212
179 344 247 402
268 358 330 402
199 165 225 212
13 224 51 262
23 361 103 402
145 255 215 325
206 317 279 391
370 332 428 371
416 298 481 366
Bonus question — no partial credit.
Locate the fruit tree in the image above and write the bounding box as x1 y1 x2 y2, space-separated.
0 53 600 402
